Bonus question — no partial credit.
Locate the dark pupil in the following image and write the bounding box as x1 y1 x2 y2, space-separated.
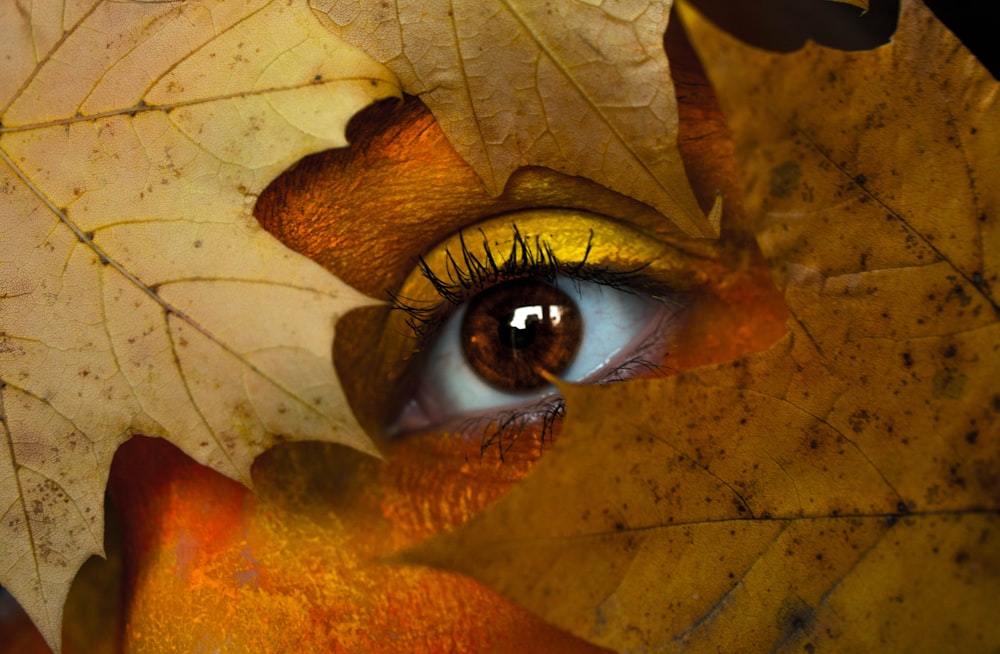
461 278 583 391
499 312 539 350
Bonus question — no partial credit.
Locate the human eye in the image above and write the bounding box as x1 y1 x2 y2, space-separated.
385 209 703 451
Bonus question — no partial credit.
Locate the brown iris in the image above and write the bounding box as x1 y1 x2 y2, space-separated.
460 278 583 391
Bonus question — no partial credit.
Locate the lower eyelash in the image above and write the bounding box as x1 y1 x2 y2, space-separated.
460 354 676 462
475 397 566 461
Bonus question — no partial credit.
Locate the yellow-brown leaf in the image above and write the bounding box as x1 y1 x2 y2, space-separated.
405 0 1000 650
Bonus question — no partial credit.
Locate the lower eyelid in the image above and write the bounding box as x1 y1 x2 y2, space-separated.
558 279 678 382
390 286 686 438
392 303 559 432
586 297 687 383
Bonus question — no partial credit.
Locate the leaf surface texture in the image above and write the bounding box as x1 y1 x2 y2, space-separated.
0 1 396 647
406 1 1000 650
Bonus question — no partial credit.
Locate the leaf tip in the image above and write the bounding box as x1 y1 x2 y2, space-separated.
703 191 724 238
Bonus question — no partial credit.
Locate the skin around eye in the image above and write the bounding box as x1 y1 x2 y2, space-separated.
61 24 792 651
393 275 683 433
387 211 702 436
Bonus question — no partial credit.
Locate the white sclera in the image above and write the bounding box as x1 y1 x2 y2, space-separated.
396 276 675 431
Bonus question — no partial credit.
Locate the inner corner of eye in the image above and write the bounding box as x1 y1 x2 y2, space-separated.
384 213 685 439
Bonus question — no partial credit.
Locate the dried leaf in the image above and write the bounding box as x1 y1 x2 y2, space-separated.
0 1 397 649
406 0 1000 650
310 0 721 238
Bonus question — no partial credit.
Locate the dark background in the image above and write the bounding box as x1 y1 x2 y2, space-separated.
689 0 998 78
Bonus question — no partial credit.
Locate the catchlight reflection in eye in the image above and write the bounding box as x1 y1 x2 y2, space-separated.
388 210 702 436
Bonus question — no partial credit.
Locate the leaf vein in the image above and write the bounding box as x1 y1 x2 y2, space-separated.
787 119 999 315
0 0 103 118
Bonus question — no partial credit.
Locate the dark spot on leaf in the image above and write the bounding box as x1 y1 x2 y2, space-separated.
947 283 973 307
932 369 967 399
949 465 967 489
848 410 870 433
776 595 813 637
965 430 979 445
854 173 867 185
769 161 801 198
943 344 957 358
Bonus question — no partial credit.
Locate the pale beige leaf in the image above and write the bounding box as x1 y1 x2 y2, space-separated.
0 0 398 649
310 0 722 238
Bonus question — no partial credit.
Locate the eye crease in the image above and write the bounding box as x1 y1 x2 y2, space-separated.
387 210 702 443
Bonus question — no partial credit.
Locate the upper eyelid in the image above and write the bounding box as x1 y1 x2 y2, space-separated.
373 209 710 429
391 235 652 343
387 209 706 342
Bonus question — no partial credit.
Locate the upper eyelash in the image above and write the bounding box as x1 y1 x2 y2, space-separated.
389 222 650 340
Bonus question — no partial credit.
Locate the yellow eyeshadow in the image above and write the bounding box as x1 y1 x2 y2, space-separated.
394 209 704 310
374 209 705 387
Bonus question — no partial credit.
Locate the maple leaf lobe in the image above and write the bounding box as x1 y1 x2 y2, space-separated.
0 1 396 649
312 0 722 237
